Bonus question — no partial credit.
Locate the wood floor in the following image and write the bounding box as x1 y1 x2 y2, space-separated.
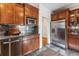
42 37 47 46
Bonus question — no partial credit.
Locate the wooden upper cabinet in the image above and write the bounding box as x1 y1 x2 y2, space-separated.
25 4 38 20
51 9 69 21
58 11 66 19
52 14 58 21
32 7 38 20
14 4 24 25
25 4 31 17
74 9 79 18
25 4 34 17
36 8 39 20
0 3 38 25
0 3 24 25
0 3 15 24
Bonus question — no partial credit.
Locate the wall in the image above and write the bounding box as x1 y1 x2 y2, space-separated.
39 4 51 48
42 17 48 37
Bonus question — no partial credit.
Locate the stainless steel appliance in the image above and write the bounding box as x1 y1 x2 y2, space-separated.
26 17 36 25
51 20 66 48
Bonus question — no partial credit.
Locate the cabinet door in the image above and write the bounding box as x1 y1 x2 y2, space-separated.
68 37 76 49
23 37 32 55
34 36 39 49
14 5 24 25
31 38 35 50
35 8 39 20
52 14 58 21
75 9 79 18
0 3 14 24
32 7 35 18
33 7 38 19
1 43 9 56
28 35 39 51
11 40 21 56
30 5 33 17
58 12 66 19
75 37 79 51
25 4 31 17
1 39 21 56
75 38 79 50
22 35 39 55
68 37 79 51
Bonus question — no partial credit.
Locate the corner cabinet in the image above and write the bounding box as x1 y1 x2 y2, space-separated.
22 34 39 55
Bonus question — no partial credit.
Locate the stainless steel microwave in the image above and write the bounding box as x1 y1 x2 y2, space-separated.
26 17 36 25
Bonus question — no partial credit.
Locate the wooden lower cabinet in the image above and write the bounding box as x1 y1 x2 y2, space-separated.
22 38 32 55
34 36 39 49
68 36 79 51
1 43 9 56
1 39 22 56
0 34 39 56
11 41 22 56
22 35 39 55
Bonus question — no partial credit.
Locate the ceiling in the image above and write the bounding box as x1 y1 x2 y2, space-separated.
28 3 39 8
29 3 74 12
41 3 74 11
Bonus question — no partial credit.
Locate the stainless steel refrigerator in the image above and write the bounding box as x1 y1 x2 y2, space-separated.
51 20 66 48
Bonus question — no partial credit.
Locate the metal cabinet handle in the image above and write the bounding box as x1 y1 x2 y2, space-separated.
3 40 20 44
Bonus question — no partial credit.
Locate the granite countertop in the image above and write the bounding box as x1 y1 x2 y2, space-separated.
68 33 79 35
0 35 23 40
68 33 79 38
0 34 38 40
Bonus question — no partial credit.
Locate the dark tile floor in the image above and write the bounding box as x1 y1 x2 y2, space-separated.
26 44 79 56
26 47 62 56
47 44 79 56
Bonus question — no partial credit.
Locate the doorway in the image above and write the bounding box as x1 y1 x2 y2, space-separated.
42 17 48 46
